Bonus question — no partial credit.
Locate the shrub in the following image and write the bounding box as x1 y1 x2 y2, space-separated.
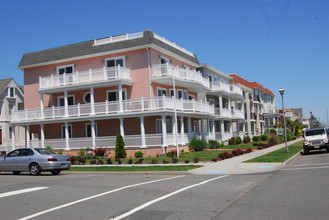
97 159 104 165
57 150 63 155
268 133 279 145
106 158 113 164
208 140 222 149
150 159 158 164
134 151 143 158
252 136 260 142
78 157 86 165
245 148 253 153
218 152 232 160
115 134 127 158
127 159 133 164
228 137 236 145
162 159 169 164
243 136 251 144
78 148 85 156
188 139 208 151
166 150 177 157
211 158 218 162
94 148 106 157
253 143 258 146
135 158 144 164
45 145 53 151
260 134 268 141
184 160 190 163
235 137 242 145
68 156 77 165
232 149 244 156
115 158 122 164
257 146 263 150
172 157 178 163
193 157 200 163
89 160 96 165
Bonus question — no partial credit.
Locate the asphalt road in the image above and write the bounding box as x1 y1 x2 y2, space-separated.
0 151 328 220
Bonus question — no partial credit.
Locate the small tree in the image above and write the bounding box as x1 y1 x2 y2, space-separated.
115 134 127 158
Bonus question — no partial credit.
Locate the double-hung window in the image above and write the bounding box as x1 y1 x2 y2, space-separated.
105 57 125 68
58 95 75 106
107 89 127 101
157 88 167 97
57 65 74 75
8 87 15 97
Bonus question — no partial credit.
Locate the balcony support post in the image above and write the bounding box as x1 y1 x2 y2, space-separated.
26 125 30 148
91 120 96 147
105 100 109 114
162 114 167 150
90 87 95 115
220 120 225 140
11 125 16 150
40 93 44 119
141 97 144 111
212 119 216 140
140 116 146 148
246 92 252 138
187 117 192 139
180 116 184 144
103 67 107 80
64 91 68 117
64 122 70 150
52 105 55 119
120 118 125 138
40 124 44 149
118 83 123 113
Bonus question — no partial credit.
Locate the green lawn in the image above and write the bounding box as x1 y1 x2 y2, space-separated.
244 141 303 163
68 165 202 172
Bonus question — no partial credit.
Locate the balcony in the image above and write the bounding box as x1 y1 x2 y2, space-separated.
152 64 210 92
210 80 231 94
214 108 232 118
232 109 244 120
39 66 131 92
12 96 215 123
230 84 243 98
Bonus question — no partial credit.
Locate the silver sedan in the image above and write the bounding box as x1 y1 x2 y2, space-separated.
0 148 71 175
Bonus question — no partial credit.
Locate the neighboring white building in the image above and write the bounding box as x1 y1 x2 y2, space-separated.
0 78 25 152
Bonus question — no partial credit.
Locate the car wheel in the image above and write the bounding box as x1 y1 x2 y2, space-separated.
50 170 61 175
12 171 21 175
29 163 42 176
303 149 309 155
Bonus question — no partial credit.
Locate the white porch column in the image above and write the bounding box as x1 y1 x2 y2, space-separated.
180 116 184 144
187 117 192 139
162 114 167 148
64 90 69 117
246 92 252 137
120 118 125 137
90 87 95 115
118 83 123 113
220 120 225 141
140 116 146 148
40 124 45 149
200 118 204 138
11 126 16 150
64 122 70 150
26 125 30 148
212 119 215 140
172 115 177 142
91 120 96 147
218 96 223 110
40 93 44 119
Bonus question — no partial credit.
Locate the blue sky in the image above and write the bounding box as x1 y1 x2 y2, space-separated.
0 0 328 124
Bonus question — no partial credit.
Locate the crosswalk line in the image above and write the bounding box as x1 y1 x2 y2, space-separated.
0 187 48 199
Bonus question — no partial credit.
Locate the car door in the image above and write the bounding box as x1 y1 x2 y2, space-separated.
1 150 20 171
15 149 34 171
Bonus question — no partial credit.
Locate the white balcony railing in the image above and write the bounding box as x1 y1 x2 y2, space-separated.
12 96 215 122
214 108 232 118
39 66 131 90
210 80 231 94
232 109 244 119
152 64 210 89
230 84 243 96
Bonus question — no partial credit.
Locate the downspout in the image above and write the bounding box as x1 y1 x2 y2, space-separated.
145 48 152 98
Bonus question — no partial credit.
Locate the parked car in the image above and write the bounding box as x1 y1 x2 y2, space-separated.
303 127 329 154
0 148 71 175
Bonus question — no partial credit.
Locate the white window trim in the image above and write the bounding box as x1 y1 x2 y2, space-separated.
105 56 126 67
56 64 74 75
177 89 183 99
61 124 72 138
57 95 75 106
188 94 195 100
83 92 91 104
183 90 188 100
157 87 167 97
106 88 127 101
159 56 169 64
86 122 98 137
7 87 15 98
169 88 174 97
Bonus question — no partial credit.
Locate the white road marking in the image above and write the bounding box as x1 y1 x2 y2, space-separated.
0 187 48 199
290 162 329 167
111 175 228 220
18 175 185 220
283 166 329 171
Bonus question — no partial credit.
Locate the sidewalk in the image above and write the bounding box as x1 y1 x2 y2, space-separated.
189 138 302 175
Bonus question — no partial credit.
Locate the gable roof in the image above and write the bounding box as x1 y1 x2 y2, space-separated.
18 30 200 69
0 78 12 94
229 74 253 89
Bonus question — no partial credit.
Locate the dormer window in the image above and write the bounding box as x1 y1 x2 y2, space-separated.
57 65 74 75
8 87 15 97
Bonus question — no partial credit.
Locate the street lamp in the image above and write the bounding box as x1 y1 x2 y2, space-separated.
279 88 289 153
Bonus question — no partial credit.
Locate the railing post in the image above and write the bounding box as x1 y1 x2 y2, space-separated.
78 103 80 117
63 72 66 86
162 94 166 109
105 100 109 114
166 62 169 76
25 109 28 121
117 65 121 79
39 76 42 89
52 105 55 119
50 75 53 88
89 68 92 82
103 67 107 80
76 71 79 83
141 97 144 111
193 99 195 112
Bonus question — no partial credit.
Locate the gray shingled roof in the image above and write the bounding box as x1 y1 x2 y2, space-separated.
0 78 12 94
18 30 199 68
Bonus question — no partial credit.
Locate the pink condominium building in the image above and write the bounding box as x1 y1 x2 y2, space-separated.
11 30 275 155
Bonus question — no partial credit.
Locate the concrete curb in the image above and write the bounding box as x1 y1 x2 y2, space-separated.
63 171 191 175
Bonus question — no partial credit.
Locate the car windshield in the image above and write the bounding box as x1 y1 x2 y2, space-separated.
305 129 325 136
35 148 56 155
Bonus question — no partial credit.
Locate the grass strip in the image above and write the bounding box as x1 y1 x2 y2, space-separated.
67 165 203 172
244 141 303 163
